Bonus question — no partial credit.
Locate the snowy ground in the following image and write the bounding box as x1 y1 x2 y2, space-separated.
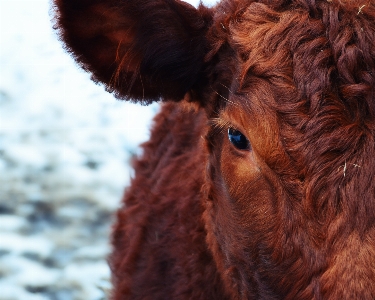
0 0 217 299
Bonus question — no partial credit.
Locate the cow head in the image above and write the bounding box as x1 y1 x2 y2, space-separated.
53 0 375 298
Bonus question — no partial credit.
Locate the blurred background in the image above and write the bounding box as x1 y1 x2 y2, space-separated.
0 0 218 299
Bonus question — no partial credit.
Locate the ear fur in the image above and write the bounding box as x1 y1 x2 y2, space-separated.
53 0 213 104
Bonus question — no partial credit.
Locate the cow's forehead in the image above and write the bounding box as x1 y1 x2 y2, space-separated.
220 0 375 121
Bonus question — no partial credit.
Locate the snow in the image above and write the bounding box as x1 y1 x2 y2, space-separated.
0 0 219 299
0 215 27 231
0 233 53 257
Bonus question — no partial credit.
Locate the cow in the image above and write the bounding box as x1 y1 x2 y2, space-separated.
53 0 375 298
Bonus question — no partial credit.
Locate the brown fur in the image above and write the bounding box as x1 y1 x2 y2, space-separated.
53 0 375 298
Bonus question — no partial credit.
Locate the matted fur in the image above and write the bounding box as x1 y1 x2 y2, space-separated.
53 0 375 298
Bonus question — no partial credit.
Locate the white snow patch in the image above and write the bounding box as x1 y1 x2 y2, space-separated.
74 244 111 260
62 262 111 299
0 233 53 258
4 144 47 168
0 215 27 232
0 255 60 287
0 282 49 300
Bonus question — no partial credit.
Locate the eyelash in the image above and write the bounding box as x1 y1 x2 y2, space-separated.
210 118 251 151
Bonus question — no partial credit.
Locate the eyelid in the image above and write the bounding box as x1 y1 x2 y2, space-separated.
211 117 244 134
210 116 251 146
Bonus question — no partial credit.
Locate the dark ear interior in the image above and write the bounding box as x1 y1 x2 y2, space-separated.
53 0 213 104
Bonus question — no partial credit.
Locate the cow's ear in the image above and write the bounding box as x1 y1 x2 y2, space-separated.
53 0 213 104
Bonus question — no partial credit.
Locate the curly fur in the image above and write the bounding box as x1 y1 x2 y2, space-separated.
53 0 375 298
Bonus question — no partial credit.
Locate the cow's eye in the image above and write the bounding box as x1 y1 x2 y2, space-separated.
228 128 251 151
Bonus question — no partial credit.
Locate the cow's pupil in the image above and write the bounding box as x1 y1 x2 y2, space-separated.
228 128 250 151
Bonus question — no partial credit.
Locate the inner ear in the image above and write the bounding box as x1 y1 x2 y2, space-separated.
53 0 213 103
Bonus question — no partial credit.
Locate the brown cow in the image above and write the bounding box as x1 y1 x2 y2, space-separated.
53 0 375 298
